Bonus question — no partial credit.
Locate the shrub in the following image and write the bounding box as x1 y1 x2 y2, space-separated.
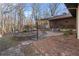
22 29 28 32
63 29 73 36
22 25 30 32
63 31 69 36
68 29 73 35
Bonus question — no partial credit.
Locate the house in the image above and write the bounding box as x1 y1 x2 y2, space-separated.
39 3 77 30
49 14 76 29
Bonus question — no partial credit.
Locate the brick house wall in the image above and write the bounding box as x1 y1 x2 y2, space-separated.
49 17 76 29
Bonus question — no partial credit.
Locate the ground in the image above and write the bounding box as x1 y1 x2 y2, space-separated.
0 31 79 56
31 34 79 56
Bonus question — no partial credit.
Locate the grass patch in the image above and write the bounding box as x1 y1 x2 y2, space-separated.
0 36 19 52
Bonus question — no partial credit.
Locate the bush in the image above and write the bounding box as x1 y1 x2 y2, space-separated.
22 29 29 32
68 29 73 35
23 25 30 32
63 31 69 36
63 29 73 36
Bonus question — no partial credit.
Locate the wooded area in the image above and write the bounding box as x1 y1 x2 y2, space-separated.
0 3 60 36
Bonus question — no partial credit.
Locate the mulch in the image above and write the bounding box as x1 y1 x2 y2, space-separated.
31 34 79 56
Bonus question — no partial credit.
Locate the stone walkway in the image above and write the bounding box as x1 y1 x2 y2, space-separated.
38 31 63 39
0 31 64 56
0 40 33 56
45 31 63 37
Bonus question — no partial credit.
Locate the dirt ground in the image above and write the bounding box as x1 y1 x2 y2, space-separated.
28 34 79 56
0 32 79 56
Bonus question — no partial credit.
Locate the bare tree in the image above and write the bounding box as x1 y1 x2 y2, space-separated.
49 3 59 16
16 3 26 32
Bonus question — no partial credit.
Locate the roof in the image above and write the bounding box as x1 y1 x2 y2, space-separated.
65 3 78 17
40 3 77 21
40 14 72 20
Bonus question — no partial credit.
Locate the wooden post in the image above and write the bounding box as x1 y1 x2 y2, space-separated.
36 19 38 40
77 4 79 39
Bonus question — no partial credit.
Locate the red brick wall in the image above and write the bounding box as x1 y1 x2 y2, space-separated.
49 17 76 29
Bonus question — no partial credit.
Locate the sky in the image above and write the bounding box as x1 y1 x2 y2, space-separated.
24 3 71 17
0 3 72 25
23 3 71 24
